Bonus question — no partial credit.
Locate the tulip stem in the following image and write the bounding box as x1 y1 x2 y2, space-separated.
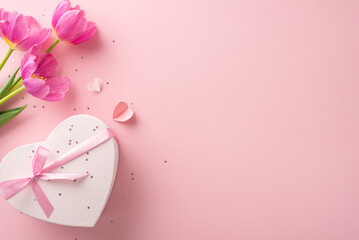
46 39 60 53
0 85 25 106
0 48 13 71
8 77 23 94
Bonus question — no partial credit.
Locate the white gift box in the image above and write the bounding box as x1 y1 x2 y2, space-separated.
0 115 119 227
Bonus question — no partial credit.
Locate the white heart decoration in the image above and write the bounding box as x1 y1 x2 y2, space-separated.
87 78 102 93
0 115 119 227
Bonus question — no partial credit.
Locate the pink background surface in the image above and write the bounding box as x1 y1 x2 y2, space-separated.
0 0 359 239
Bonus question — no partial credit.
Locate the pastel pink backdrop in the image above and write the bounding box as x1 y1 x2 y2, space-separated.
0 0 359 239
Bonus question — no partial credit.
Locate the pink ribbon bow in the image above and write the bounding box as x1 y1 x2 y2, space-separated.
0 128 116 218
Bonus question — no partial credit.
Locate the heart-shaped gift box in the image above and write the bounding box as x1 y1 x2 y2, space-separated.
0 115 119 227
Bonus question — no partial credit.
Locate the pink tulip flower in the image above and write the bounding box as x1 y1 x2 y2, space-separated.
0 9 50 51
0 8 9 21
21 45 70 101
52 0 96 45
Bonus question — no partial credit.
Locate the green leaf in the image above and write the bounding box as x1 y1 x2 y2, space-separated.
0 68 19 99
0 104 27 128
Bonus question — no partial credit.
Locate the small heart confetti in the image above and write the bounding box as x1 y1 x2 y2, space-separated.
87 78 102 93
113 102 134 122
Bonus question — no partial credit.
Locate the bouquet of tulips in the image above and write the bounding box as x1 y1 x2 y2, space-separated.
0 0 96 127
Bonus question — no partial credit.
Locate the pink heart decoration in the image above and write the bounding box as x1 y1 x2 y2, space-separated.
113 102 134 122
87 78 102 93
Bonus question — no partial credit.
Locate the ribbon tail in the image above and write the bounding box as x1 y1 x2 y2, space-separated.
0 178 31 200
38 173 89 181
31 180 54 218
